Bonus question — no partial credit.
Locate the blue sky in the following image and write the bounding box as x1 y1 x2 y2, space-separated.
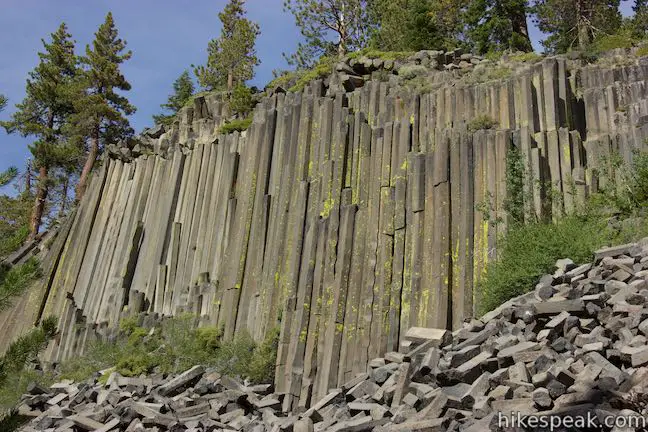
0 0 634 189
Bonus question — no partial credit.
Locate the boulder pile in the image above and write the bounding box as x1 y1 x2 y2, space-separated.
15 240 648 431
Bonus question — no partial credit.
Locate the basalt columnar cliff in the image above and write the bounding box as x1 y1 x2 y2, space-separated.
3 49 648 410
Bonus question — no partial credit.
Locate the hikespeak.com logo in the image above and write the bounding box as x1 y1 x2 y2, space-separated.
498 411 648 431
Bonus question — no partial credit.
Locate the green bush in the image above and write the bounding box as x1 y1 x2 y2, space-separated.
626 150 648 208
289 56 336 92
478 214 611 315
347 49 413 61
479 149 648 316
593 34 636 52
0 317 58 427
398 64 428 80
0 259 41 313
467 114 498 132
0 226 29 260
248 326 280 384
213 331 256 378
229 84 256 116
509 52 543 63
268 56 339 93
637 44 648 57
463 65 512 85
220 117 253 135
57 314 279 385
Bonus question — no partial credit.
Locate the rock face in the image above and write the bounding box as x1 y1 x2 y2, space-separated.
16 241 648 431
3 49 648 410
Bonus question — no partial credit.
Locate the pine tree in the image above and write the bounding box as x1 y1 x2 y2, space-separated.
533 0 621 52
195 0 260 91
369 0 449 52
632 0 648 37
0 167 17 188
153 70 195 126
464 0 533 54
0 23 79 240
284 0 372 67
0 94 6 112
71 12 135 200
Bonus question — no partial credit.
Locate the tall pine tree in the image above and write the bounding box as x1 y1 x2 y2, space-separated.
0 94 6 112
631 0 648 37
533 0 621 52
284 0 372 67
1 24 79 239
369 0 450 52
71 12 135 200
195 0 260 90
464 0 532 54
153 70 195 126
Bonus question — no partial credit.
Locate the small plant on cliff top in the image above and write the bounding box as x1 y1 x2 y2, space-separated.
467 114 498 132
220 117 253 135
229 84 256 116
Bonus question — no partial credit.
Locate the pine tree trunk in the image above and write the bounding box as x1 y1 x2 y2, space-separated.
25 159 31 195
576 0 591 49
511 8 532 51
29 165 48 240
58 176 69 220
76 128 100 201
227 70 234 92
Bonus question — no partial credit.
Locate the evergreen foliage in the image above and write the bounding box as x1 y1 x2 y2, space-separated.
153 70 195 126
71 12 135 200
464 0 533 54
533 0 622 52
0 23 80 240
0 260 41 313
195 0 260 90
229 83 255 116
220 117 253 134
0 167 17 188
0 167 31 259
479 151 648 315
0 94 6 113
0 317 57 388
58 315 279 384
633 0 648 37
284 0 372 67
369 0 449 51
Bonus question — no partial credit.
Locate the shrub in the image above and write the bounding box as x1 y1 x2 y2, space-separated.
478 214 611 315
289 56 336 93
0 259 41 313
229 84 256 116
0 226 29 261
509 52 543 63
467 114 498 132
626 150 648 208
593 34 636 52
213 331 257 378
463 65 512 85
398 64 428 80
637 44 648 57
220 117 253 135
0 316 58 426
248 326 280 384
478 149 648 316
195 326 222 351
56 314 279 385
347 49 413 61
